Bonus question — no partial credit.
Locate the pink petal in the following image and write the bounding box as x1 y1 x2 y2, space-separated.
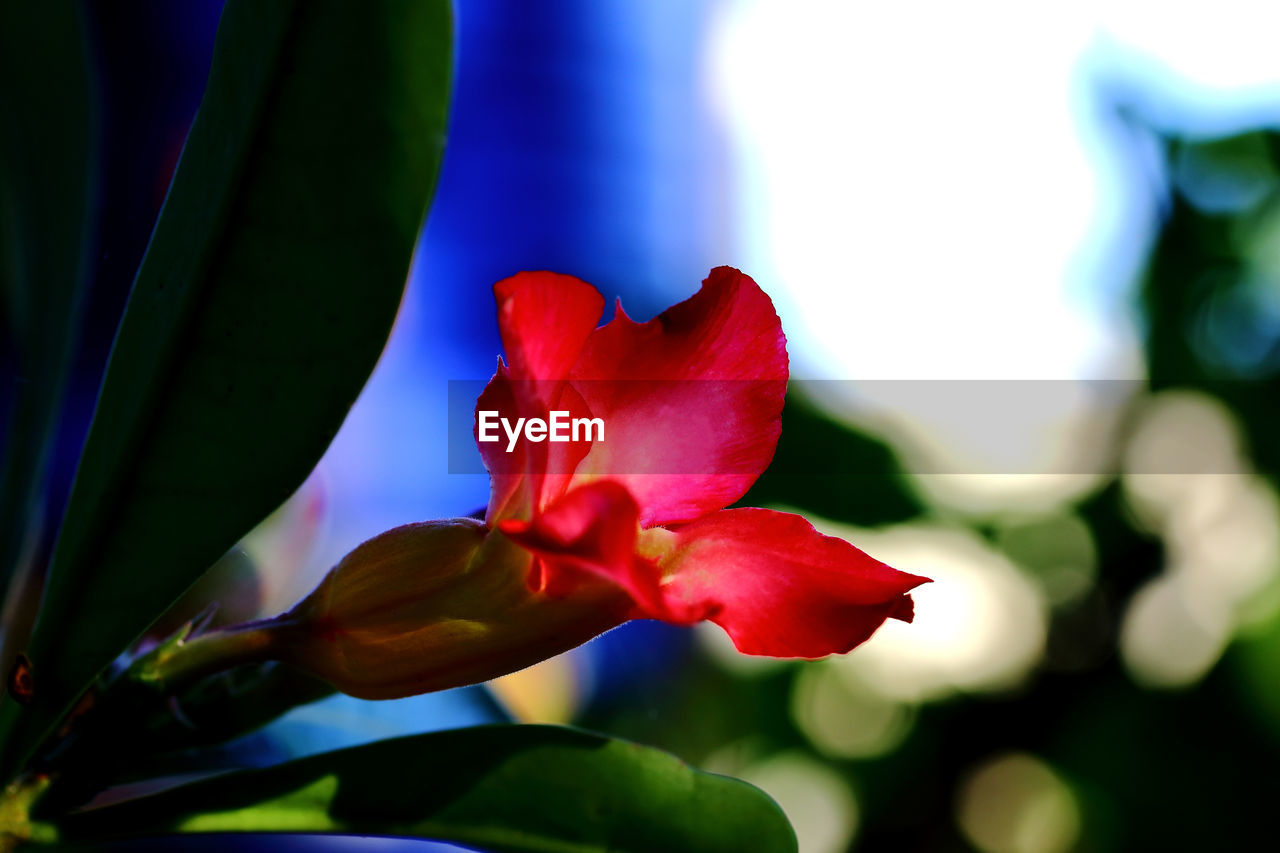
568 267 788 526
647 509 930 658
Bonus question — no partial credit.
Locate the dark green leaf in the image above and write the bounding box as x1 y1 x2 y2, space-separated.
743 389 923 525
0 1 96 649
58 725 798 853
0 0 452 781
31 661 336 818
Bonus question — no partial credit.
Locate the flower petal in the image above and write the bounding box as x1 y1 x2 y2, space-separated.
495 271 604 382
476 364 598 524
475 361 531 523
478 272 606 521
568 267 788 526
499 480 666 614
644 509 930 658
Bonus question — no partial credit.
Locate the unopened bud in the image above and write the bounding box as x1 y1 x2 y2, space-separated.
268 518 631 699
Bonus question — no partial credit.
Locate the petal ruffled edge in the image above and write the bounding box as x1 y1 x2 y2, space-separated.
567 267 789 526
644 508 930 658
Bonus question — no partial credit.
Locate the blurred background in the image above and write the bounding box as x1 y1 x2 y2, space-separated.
13 0 1280 850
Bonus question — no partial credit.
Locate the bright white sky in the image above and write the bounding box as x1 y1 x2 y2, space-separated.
315 0 1280 558
709 0 1280 380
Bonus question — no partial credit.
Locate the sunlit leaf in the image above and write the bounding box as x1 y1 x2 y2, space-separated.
59 725 798 853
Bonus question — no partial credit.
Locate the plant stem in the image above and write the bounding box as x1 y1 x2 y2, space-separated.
133 619 283 694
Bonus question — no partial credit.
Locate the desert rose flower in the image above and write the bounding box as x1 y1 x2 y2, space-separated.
158 269 928 700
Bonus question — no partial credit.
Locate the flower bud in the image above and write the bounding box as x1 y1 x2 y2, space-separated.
269 518 632 699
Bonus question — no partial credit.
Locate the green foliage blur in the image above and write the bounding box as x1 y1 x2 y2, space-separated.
569 125 1280 852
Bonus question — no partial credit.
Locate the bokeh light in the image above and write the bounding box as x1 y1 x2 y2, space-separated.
817 521 1047 701
790 663 915 760
956 753 1081 853
733 751 859 853
996 512 1099 607
1120 390 1280 686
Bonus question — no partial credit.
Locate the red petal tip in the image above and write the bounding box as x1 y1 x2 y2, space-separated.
889 594 916 624
612 297 637 325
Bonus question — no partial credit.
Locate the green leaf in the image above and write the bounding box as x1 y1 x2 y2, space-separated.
0 1 96 648
743 389 923 526
0 0 452 781
57 725 798 853
29 661 337 818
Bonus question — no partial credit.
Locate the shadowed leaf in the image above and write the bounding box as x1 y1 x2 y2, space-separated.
0 0 452 781
0 0 96 671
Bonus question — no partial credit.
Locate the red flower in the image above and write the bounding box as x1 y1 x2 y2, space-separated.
479 266 927 658
248 268 928 699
